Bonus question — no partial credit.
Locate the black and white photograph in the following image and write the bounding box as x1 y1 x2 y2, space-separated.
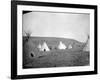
23 11 90 69
11 1 97 79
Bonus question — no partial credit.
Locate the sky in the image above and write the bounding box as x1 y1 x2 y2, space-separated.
22 11 90 42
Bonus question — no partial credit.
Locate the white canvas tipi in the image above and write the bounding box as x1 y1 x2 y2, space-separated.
41 42 50 51
37 43 42 51
58 41 66 50
68 44 72 49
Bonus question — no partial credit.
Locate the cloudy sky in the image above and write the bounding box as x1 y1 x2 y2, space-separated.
22 11 90 42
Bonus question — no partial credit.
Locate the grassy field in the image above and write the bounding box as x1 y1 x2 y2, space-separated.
23 37 89 68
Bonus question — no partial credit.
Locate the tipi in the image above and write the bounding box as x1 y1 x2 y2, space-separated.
41 42 50 52
68 44 72 49
37 43 42 51
58 41 66 50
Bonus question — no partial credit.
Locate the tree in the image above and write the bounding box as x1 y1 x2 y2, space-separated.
83 35 90 51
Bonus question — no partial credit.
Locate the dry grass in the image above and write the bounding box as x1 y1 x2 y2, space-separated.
23 37 89 68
